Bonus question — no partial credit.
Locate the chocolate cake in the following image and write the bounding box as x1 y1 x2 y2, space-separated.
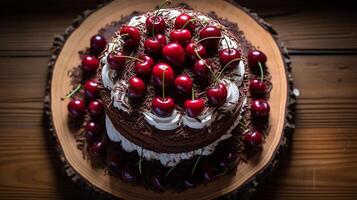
66 1 272 193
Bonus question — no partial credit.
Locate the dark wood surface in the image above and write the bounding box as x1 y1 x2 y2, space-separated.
0 0 357 199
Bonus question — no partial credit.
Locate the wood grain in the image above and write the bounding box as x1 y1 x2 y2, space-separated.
1 2 356 56
0 0 356 199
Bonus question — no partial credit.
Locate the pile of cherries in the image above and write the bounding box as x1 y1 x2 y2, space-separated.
67 33 109 159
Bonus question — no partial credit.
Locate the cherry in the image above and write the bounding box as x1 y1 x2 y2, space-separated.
243 129 263 147
207 83 228 106
134 55 155 77
184 99 205 118
82 55 99 72
152 63 174 88
174 74 192 95
67 99 85 118
251 99 270 117
151 174 166 192
152 97 175 117
170 29 192 47
144 34 167 56
219 48 241 70
84 79 99 99
218 151 238 168
85 121 101 141
120 25 141 49
199 26 221 49
146 15 166 34
193 59 211 79
250 79 267 97
90 141 106 158
107 51 126 70
162 42 185 68
185 42 207 63
201 164 215 182
127 76 146 99
106 152 121 173
248 49 267 68
90 34 107 56
121 165 139 183
175 13 195 32
88 100 104 117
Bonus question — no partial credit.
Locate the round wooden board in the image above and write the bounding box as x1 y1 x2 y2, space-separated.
48 0 293 199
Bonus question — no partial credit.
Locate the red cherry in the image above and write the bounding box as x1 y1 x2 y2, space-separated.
146 16 166 34
243 129 263 146
219 48 241 70
152 63 175 88
90 34 107 55
170 29 192 47
207 83 228 106
175 13 195 32
218 151 238 168
85 121 101 141
144 34 167 56
174 74 192 95
199 26 221 49
248 49 267 67
134 55 155 77
193 59 211 79
107 51 126 70
90 141 106 158
82 55 99 72
120 25 141 49
121 165 139 183
67 99 85 118
151 174 166 192
184 99 205 118
251 99 270 117
250 79 267 97
84 79 99 99
152 97 175 117
128 76 146 99
106 152 121 173
88 100 104 117
201 164 216 182
185 42 207 62
162 42 185 68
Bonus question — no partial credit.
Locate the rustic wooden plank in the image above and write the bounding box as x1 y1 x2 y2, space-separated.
254 127 357 200
0 2 356 56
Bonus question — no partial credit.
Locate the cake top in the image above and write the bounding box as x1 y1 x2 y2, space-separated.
98 4 251 156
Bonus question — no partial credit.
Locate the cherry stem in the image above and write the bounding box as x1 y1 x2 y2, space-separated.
258 62 264 82
192 87 195 100
223 35 231 52
165 164 178 178
118 55 143 63
153 0 172 37
65 84 82 98
181 18 196 30
239 121 248 129
120 33 129 38
162 68 166 100
194 49 220 83
218 57 242 78
197 36 223 44
191 149 203 175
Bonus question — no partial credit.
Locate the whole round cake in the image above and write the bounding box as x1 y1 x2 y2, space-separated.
65 1 272 193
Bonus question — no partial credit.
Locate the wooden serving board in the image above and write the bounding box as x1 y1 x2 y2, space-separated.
47 0 295 199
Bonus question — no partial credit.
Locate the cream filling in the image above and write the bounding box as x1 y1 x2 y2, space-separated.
105 95 246 167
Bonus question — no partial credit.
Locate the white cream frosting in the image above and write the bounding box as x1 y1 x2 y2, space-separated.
102 10 249 166
143 110 182 131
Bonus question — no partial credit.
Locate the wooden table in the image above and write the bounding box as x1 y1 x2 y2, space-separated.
0 0 356 199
